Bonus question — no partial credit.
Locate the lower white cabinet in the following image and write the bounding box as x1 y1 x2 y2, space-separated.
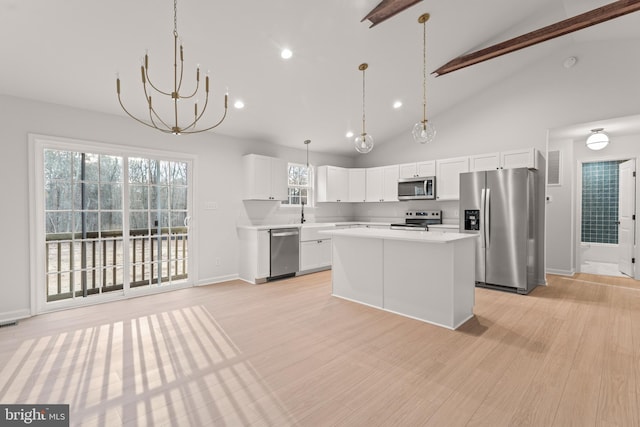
238 228 271 284
300 239 332 271
299 225 334 272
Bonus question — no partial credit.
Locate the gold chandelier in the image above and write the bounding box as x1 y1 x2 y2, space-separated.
116 0 228 135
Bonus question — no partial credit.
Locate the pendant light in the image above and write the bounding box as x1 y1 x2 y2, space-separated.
586 128 609 150
304 139 311 167
412 13 436 144
354 63 374 154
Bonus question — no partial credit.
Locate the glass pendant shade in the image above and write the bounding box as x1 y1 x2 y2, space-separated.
412 120 436 144
585 129 609 151
354 133 374 154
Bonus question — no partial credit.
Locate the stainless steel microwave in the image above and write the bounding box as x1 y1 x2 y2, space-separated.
397 176 436 200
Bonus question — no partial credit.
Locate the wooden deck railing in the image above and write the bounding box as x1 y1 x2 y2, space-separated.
45 227 188 301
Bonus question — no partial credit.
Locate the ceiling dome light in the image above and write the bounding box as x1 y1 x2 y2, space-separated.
586 128 609 150
281 48 293 59
233 100 245 109
393 101 402 109
345 131 354 138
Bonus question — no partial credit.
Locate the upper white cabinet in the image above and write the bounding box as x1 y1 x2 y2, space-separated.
399 160 436 178
469 152 500 172
366 165 399 202
348 168 366 202
501 148 538 170
243 154 288 201
470 148 538 171
317 166 349 202
436 156 469 200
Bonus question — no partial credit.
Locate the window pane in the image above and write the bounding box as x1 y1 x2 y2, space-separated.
45 149 72 181
100 155 123 182
46 212 72 234
130 211 149 231
129 158 150 183
74 212 99 234
100 212 122 233
100 183 123 210
171 186 188 210
171 162 188 185
45 182 72 210
129 185 148 210
151 186 169 209
81 153 100 183
73 183 99 210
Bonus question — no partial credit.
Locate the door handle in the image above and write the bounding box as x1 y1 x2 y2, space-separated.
480 188 486 248
485 188 491 247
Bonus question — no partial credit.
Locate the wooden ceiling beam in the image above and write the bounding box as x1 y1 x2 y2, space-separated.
362 0 423 28
434 0 640 76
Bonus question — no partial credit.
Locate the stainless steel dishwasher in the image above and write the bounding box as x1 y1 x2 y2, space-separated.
269 228 299 279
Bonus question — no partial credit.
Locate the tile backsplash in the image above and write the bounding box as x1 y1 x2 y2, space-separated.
581 161 620 244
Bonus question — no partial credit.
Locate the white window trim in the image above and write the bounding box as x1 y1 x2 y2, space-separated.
282 162 314 208
28 133 198 315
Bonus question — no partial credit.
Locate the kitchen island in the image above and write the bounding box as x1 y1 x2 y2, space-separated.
320 228 478 330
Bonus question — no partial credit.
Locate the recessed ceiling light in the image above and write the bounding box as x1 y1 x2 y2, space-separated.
234 100 245 109
345 131 354 138
281 48 293 59
393 101 402 109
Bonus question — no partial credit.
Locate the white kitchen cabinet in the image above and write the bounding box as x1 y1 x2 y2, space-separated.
348 168 366 202
317 166 349 202
238 228 271 283
399 160 436 178
366 165 399 202
469 152 500 172
300 240 332 271
243 154 288 200
299 225 333 272
501 148 538 170
469 148 538 171
436 156 469 201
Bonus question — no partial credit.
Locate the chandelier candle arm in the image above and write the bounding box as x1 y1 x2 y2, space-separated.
115 0 228 135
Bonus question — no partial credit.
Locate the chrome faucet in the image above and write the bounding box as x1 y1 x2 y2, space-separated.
300 200 306 224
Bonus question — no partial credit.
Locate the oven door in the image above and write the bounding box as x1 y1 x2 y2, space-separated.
397 177 435 200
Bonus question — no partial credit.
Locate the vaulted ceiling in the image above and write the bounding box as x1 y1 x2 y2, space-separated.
1 0 639 154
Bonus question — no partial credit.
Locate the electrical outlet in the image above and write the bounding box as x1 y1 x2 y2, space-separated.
215 257 221 266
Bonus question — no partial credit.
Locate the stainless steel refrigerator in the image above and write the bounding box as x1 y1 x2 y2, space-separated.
459 168 545 294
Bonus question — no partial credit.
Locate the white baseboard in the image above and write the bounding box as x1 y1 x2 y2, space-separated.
0 309 31 325
546 268 575 277
197 274 240 286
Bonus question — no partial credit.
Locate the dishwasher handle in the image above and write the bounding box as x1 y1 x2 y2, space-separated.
270 230 299 237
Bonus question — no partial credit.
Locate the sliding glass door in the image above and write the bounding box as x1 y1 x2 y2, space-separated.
35 137 193 310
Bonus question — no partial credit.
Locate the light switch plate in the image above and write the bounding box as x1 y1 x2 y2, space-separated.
205 201 218 210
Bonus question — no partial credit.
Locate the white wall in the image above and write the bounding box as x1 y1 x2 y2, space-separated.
546 139 575 275
0 94 354 322
547 132 640 275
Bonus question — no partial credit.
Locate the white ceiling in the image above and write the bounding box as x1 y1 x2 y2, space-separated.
1 0 640 155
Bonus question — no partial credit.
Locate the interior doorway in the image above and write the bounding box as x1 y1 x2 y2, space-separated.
577 158 636 277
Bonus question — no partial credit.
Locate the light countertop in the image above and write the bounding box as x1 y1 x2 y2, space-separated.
320 227 478 244
237 222 390 231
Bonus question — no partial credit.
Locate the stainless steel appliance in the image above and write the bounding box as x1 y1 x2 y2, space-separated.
459 168 544 294
398 176 435 200
390 210 442 230
269 228 299 279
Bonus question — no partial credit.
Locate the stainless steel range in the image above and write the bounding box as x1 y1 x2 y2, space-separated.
390 210 442 231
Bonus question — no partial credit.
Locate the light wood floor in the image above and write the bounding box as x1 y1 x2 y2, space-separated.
1 271 639 426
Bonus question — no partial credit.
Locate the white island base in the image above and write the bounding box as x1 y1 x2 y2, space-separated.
322 228 477 330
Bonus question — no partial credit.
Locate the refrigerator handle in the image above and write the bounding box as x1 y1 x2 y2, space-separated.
485 188 491 247
480 188 486 248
